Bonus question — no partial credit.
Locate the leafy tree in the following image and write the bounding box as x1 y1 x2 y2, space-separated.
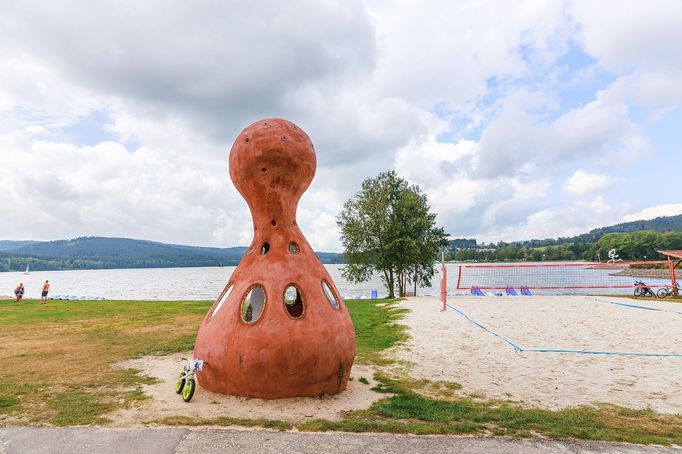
589 231 682 261
448 238 477 250
337 171 448 298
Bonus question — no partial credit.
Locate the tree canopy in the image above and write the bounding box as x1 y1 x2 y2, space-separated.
337 171 448 298
589 231 682 261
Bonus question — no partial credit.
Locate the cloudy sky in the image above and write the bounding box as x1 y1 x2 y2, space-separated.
2 1 682 251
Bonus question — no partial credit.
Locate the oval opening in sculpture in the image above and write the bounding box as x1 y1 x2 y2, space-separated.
241 285 266 323
261 242 270 254
322 280 339 309
289 242 299 254
210 283 233 319
284 285 304 319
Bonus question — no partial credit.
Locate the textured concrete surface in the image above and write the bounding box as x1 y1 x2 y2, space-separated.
193 118 356 398
1 427 679 454
0 427 188 454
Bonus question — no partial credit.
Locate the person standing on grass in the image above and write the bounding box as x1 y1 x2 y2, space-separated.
41 280 50 303
14 283 25 302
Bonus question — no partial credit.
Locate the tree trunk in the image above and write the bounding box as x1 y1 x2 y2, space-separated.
397 270 405 297
387 269 395 298
413 268 417 297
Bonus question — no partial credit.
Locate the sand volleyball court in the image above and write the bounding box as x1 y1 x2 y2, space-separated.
396 296 682 413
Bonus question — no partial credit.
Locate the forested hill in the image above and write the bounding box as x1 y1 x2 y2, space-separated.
447 214 682 262
0 236 343 272
590 215 682 235
512 214 682 248
0 240 40 251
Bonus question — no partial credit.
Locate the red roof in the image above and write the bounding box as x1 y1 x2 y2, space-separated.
658 250 682 259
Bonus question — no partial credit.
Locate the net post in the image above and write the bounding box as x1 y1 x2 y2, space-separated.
456 265 462 290
440 253 447 311
669 256 679 297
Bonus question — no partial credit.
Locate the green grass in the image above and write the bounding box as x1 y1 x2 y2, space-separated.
0 298 209 425
0 395 18 413
0 298 208 325
157 416 293 431
298 374 682 444
344 298 408 364
48 391 115 426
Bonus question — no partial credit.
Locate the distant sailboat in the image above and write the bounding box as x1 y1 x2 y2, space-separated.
24 265 30 275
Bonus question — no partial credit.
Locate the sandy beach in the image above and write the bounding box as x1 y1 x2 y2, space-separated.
108 294 681 426
110 354 384 425
395 296 682 413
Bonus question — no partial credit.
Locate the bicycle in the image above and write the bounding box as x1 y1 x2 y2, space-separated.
657 282 679 298
633 280 656 298
175 358 204 402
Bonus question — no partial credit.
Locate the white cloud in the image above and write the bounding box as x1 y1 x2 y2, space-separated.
394 134 553 239
0 1 680 250
572 0 682 72
481 196 617 242
623 204 682 222
473 87 652 178
0 130 250 247
571 1 682 118
563 170 612 195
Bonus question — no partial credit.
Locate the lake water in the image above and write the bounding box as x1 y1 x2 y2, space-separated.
0 263 673 301
0 265 390 300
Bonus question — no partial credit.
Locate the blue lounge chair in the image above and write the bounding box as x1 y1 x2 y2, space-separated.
506 287 518 296
471 287 485 296
520 286 533 296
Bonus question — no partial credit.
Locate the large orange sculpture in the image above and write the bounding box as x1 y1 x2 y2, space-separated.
193 118 356 398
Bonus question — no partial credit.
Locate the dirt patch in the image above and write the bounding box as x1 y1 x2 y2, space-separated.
109 353 385 425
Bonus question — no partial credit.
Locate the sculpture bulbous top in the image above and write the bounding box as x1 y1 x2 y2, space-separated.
230 119 315 228
193 118 356 399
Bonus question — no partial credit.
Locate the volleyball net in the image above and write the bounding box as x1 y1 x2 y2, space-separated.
455 261 676 294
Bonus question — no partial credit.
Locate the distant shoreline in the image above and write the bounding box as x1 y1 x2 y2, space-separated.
609 268 672 280
0 262 347 273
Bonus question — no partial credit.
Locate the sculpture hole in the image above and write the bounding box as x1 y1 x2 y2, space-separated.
210 283 233 319
261 167 267 173
281 135 287 141
289 242 299 254
261 242 270 254
271 219 277 227
241 285 265 323
244 137 249 143
284 285 304 319
322 280 339 309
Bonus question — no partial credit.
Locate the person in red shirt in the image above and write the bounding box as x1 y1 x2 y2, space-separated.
41 280 50 304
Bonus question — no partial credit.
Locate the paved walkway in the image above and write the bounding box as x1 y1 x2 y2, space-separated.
1 427 680 453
